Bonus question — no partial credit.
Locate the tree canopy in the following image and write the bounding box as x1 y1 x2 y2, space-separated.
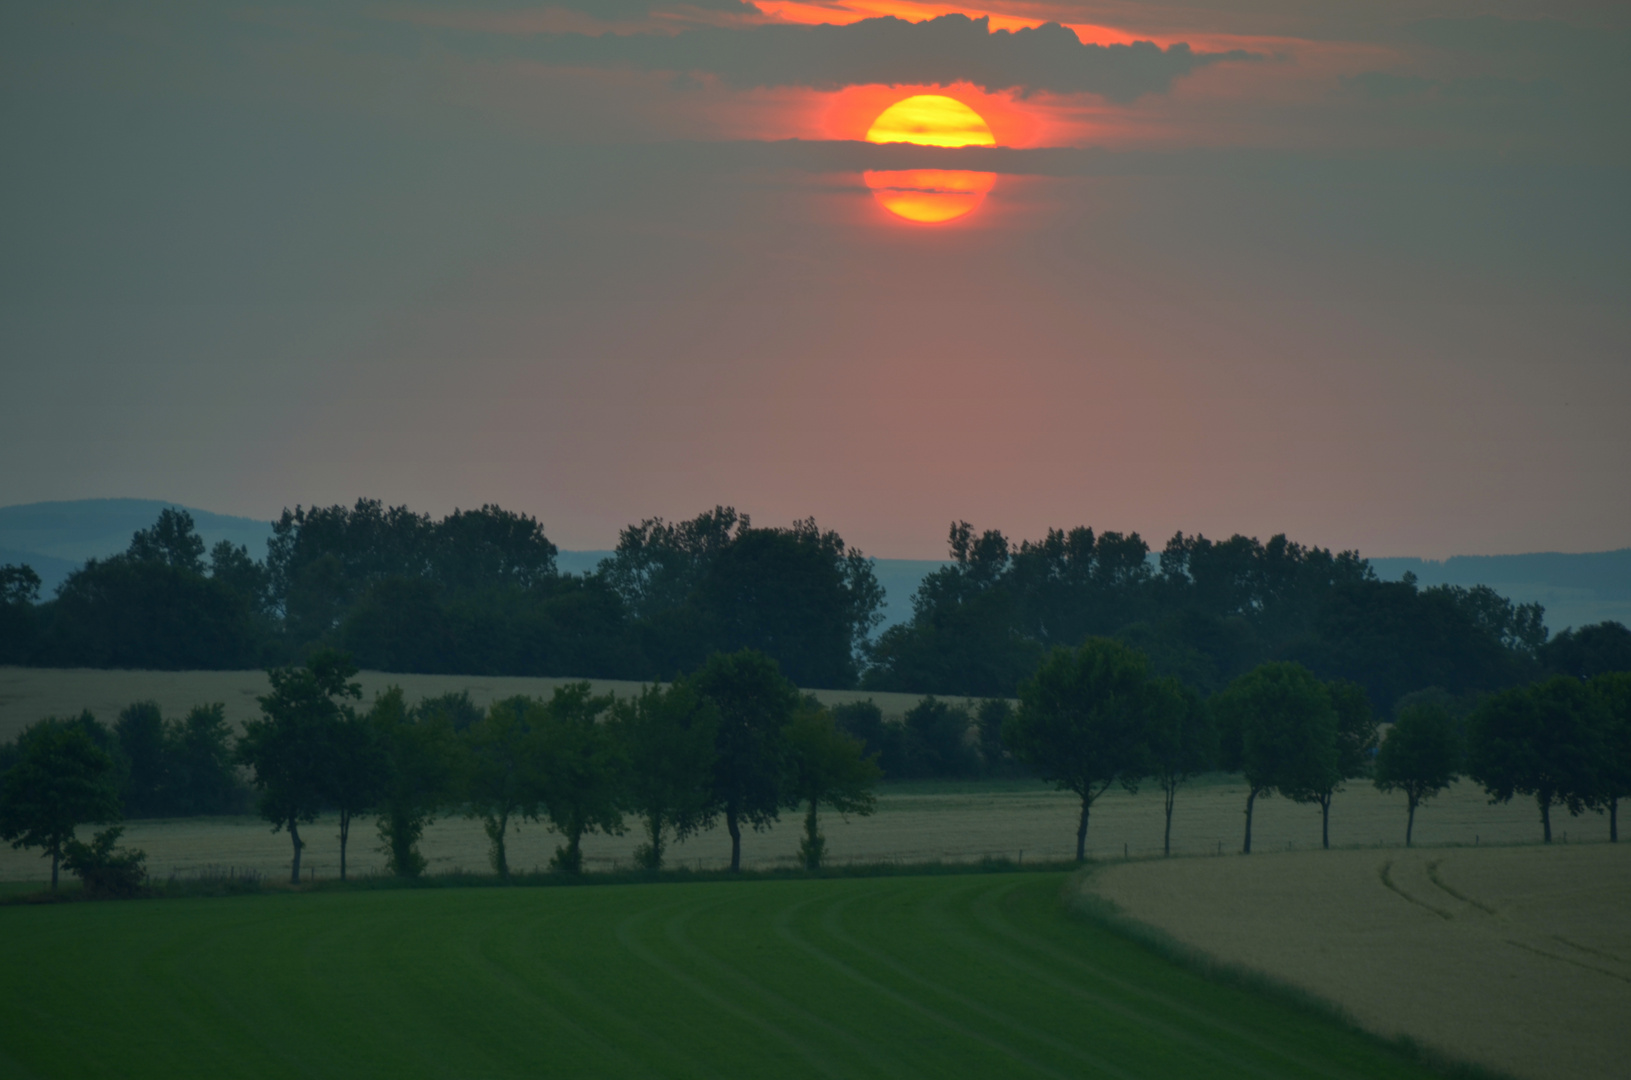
0 720 122 889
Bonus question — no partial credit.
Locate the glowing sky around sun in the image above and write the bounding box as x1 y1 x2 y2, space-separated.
3 2 1629 560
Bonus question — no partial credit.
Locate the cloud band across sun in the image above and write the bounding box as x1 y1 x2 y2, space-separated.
431 14 1264 101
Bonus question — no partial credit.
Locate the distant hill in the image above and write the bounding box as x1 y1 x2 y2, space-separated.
1 499 1624 632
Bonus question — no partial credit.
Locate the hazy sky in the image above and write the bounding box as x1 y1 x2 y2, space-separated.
3 1 1627 559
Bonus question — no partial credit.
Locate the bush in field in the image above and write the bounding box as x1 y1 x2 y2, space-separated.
613 683 717 871
0 720 122 889
62 826 147 899
1589 673 1631 842
1214 663 1338 854
1468 676 1607 842
784 705 879 870
1374 702 1461 846
1006 638 1153 861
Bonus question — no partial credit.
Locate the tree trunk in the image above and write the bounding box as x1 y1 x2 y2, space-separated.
726 807 742 872
1540 795 1552 843
1163 781 1176 857
644 811 665 870
1612 797 1619 844
288 818 305 885
1320 792 1331 850
338 809 350 882
1406 793 1417 847
486 809 511 878
1243 789 1257 854
802 798 822 871
1075 793 1091 862
51 847 59 891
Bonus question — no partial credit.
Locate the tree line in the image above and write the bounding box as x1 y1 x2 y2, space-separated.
5 640 1628 897
0 649 879 890
5 505 1629 714
1005 638 1631 858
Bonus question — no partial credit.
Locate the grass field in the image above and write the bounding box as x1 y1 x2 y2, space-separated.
1088 844 1631 1080
0 870 1464 1079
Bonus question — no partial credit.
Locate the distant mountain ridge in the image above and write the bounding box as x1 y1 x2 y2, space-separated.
1 499 1625 632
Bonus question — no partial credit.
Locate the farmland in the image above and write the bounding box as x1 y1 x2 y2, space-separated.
0 665 968 745
0 870 1456 1079
1087 844 1631 1080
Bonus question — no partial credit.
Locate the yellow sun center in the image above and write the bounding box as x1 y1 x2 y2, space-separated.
863 96 997 224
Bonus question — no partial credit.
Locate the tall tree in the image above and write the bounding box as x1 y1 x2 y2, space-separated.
690 650 799 872
1373 702 1461 846
1141 677 1217 856
1588 673 1631 842
612 682 718 871
1307 680 1379 849
1468 677 1607 842
168 704 245 816
0 721 121 889
784 705 880 870
462 696 548 878
323 706 384 881
238 650 362 884
1006 638 1152 861
372 689 458 877
1214 663 1338 854
536 684 624 874
114 701 170 818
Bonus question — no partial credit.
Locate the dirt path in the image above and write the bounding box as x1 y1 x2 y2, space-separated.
1087 844 1631 1080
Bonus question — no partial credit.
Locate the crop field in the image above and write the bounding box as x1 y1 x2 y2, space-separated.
0 666 973 745
1088 844 1631 1080
0 773 1570 884
0 870 1461 1079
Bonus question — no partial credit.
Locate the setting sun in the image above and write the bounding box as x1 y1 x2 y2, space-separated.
863 95 998 224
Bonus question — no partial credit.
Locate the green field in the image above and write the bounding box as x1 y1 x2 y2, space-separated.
0 872 1454 1079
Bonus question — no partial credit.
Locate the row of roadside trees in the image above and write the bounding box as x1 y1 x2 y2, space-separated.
0 649 880 888
1007 639 1631 857
4 642 1628 892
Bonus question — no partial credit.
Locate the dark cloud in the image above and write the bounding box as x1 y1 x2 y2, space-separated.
445 14 1264 101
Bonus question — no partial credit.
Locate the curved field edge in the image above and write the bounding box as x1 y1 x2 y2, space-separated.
1067 864 1517 1080
2 870 1481 1079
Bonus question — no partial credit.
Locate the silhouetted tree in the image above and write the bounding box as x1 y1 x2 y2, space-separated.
1141 677 1216 856
371 689 457 877
536 684 623 874
1006 638 1152 861
1374 702 1461 846
1468 677 1607 842
612 682 718 871
900 696 979 779
784 705 879 870
462 696 547 878
691 650 799 872
1588 673 1631 842
0 721 121 889
1308 679 1379 849
1544 622 1631 679
114 702 169 818
238 651 361 883
1214 663 1337 854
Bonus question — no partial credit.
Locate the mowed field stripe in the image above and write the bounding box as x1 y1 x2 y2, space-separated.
0 873 1453 1079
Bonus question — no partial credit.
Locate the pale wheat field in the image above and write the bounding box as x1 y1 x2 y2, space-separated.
1089 843 1631 1080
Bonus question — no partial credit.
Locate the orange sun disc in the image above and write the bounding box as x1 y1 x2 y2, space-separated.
864 95 997 224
